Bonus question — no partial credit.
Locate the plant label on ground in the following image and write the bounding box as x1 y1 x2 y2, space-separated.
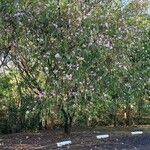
131 131 143 135
57 140 72 147
96 134 109 139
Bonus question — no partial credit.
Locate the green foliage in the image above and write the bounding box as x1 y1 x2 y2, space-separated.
0 0 150 134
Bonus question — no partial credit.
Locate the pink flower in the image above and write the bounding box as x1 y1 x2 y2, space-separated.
38 91 45 98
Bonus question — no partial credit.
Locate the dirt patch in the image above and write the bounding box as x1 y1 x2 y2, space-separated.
0 127 150 150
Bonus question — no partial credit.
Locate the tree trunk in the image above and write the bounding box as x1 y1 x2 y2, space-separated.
137 98 143 124
112 96 118 127
44 119 47 129
113 114 117 127
126 104 131 126
61 108 73 135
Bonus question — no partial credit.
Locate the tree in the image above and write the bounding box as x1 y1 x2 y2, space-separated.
0 0 149 134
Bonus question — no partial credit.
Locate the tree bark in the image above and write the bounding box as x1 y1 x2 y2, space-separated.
126 104 132 126
61 108 73 135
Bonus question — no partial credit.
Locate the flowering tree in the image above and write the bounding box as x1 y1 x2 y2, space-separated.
0 0 149 134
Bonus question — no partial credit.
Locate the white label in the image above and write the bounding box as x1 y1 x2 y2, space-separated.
57 140 72 147
131 131 143 135
96 134 109 139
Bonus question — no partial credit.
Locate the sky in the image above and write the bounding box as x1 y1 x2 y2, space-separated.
122 0 150 14
122 0 132 6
